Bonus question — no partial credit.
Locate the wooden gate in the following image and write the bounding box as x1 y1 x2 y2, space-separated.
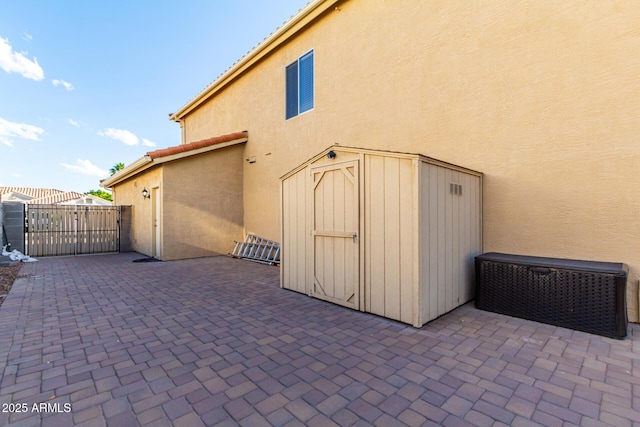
25 204 120 256
310 160 360 309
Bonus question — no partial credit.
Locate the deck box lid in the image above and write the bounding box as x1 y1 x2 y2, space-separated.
475 252 628 276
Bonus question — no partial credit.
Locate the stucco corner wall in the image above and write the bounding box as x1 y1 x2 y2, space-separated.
162 144 245 261
112 167 163 258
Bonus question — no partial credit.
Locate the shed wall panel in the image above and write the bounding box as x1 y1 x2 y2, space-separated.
366 155 385 316
420 161 482 323
282 176 292 288
384 157 401 321
460 173 471 302
445 168 454 313
282 170 307 293
364 154 416 324
437 166 447 317
459 172 476 302
400 159 416 325
425 164 437 322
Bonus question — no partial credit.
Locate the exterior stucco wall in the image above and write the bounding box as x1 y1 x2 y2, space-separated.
179 1 640 321
112 167 162 257
162 144 244 260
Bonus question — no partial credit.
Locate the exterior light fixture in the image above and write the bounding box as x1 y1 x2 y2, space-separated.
142 188 150 199
327 150 337 159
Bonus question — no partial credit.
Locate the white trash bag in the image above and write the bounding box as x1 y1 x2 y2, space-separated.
2 245 37 262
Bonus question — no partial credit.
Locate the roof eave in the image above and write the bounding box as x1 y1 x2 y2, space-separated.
100 156 153 189
169 0 338 121
100 135 249 188
151 136 248 165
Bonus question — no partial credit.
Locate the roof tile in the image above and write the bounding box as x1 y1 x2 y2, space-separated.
29 191 85 204
0 187 64 199
147 131 247 160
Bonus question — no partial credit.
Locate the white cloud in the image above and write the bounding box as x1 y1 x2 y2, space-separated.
0 117 45 147
22 32 32 41
61 159 108 177
98 128 139 146
142 138 157 147
68 118 80 127
52 79 74 91
0 37 44 81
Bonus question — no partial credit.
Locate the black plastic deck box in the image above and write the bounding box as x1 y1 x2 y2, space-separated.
475 252 628 339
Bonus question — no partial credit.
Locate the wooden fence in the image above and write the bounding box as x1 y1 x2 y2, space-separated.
25 204 121 256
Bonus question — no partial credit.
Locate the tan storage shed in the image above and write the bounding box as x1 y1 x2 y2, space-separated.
281 146 483 327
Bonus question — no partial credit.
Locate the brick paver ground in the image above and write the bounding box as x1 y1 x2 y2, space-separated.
0 253 639 426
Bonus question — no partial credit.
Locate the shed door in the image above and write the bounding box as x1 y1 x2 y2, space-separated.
310 160 359 309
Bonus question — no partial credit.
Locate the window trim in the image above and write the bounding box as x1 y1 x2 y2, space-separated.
285 49 314 120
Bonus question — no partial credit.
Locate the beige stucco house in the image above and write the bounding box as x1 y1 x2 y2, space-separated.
102 0 640 322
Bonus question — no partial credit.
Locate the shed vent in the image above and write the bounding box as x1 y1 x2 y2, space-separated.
449 183 462 196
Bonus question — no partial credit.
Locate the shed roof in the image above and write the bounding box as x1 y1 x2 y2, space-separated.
100 131 248 188
281 146 484 181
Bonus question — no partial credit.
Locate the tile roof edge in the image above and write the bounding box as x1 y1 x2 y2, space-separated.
147 131 248 161
100 131 248 188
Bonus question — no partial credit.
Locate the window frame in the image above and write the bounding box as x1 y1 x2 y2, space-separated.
285 49 314 120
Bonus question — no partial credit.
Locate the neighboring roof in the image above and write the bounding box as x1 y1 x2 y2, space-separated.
169 0 338 121
30 190 86 205
0 187 65 200
101 131 248 188
0 187 106 204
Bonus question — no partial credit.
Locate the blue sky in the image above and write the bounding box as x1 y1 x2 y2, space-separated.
0 0 309 193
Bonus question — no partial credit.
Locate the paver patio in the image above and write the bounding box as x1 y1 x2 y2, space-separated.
0 253 639 426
